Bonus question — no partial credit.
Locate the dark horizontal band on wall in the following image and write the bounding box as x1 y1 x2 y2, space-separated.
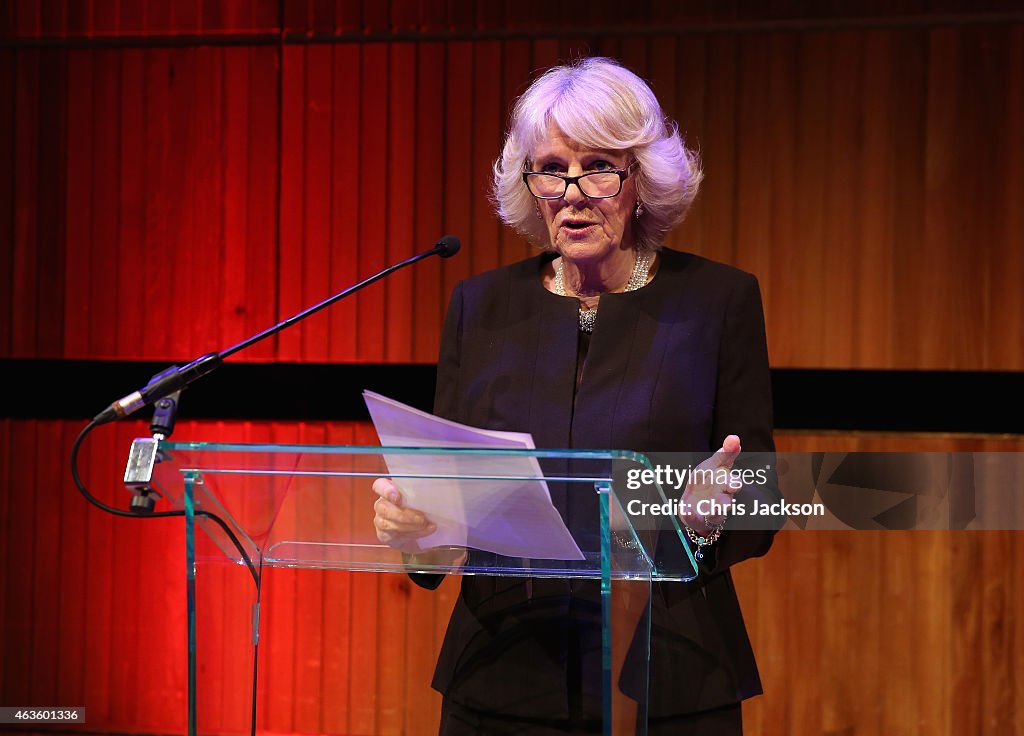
0 359 1020 434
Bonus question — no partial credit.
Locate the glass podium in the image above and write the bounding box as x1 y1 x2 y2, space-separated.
126 440 698 736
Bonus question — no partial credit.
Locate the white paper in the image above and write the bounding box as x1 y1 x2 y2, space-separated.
363 390 585 560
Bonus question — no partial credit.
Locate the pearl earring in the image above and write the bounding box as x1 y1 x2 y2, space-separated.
635 201 644 217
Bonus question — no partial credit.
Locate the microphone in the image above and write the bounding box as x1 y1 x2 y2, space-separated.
433 234 461 258
93 235 462 425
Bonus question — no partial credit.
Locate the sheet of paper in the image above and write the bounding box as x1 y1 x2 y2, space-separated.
363 390 585 560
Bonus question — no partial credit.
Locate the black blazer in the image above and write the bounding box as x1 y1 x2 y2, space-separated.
418 248 778 719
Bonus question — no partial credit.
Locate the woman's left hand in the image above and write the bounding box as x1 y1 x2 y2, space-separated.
678 435 742 534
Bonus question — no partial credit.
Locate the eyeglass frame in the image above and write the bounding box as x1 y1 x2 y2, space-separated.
521 160 639 200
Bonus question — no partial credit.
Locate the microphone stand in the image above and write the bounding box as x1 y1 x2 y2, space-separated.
70 235 461 736
93 235 461 426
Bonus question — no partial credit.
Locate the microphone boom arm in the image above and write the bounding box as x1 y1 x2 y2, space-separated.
93 235 460 425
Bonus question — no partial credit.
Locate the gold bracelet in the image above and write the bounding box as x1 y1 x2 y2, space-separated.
684 523 723 561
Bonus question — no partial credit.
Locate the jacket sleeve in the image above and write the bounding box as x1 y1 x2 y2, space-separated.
697 272 783 576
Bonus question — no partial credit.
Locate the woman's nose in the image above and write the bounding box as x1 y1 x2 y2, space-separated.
563 178 587 205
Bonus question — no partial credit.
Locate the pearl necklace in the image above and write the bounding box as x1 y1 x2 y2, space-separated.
553 250 653 333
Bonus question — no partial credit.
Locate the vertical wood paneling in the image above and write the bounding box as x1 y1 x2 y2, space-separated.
981 532 1017 733
35 50 67 357
410 42 446 362
320 421 355 734
141 48 174 360
820 528 853 733
89 50 120 359
790 33 830 366
950 531 984 733
384 42 416 362
195 498 229 734
916 534 954 733
469 41 503 277
169 0 200 36
956 30 1002 371
442 42 474 300
108 425 146 730
92 0 118 36
262 422 300 732
497 38 537 271
2 421 1024 734
1016 530 1024 736
761 33 798 366
377 557 408 733
244 47 281 361
0 50 12 356
880 526 916 734
694 35 739 267
168 51 200 362
278 44 307 364
30 421 63 701
222 49 251 353
889 31 930 372
293 422 327 732
117 48 148 358
328 43 361 362
226 421 268 730
733 34 774 294
14 0 39 36
787 529 824 734
855 30 897 368
992 27 1024 369
355 43 389 363
11 49 39 356
301 44 333 364
646 37 678 155
190 48 227 360
8 12 1021 369
821 32 865 368
670 36 706 254
5 419 36 706
0 421 8 689
81 421 116 726
735 431 1024 736
348 421 381 734
117 0 144 34
922 29 963 370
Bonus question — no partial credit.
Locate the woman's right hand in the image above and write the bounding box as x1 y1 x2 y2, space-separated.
372 478 436 551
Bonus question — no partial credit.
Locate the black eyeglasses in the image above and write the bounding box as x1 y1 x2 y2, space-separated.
522 161 638 200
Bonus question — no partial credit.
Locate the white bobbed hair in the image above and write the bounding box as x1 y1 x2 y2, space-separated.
492 57 703 251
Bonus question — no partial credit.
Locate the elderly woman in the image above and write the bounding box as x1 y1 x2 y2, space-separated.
373 57 776 735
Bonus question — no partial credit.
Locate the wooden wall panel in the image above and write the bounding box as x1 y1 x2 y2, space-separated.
0 418 463 734
385 42 417 362
2 422 1022 735
4 6 1023 369
736 431 1024 736
409 42 447 362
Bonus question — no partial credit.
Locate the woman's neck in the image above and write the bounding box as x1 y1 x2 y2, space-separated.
560 248 637 297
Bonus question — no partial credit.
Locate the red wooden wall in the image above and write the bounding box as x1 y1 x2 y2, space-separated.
4 1 1024 367
2 2 1024 734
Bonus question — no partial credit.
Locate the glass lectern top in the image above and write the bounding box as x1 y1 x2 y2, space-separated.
144 441 698 582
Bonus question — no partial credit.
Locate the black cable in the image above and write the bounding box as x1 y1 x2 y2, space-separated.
71 418 261 589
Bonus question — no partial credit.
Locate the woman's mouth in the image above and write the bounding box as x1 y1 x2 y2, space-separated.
561 220 597 234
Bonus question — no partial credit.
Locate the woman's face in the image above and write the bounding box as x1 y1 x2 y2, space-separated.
529 123 636 265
